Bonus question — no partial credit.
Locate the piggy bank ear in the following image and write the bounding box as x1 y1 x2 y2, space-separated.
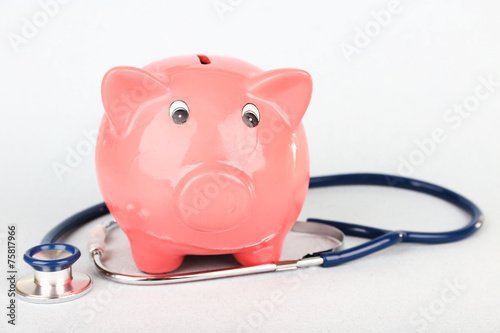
101 66 168 136
248 69 312 129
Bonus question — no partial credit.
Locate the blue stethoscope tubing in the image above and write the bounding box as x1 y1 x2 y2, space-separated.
41 173 484 268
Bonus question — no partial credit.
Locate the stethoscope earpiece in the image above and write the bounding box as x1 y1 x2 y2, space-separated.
15 243 92 304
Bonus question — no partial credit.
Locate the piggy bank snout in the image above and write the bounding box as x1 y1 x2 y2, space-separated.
175 165 255 232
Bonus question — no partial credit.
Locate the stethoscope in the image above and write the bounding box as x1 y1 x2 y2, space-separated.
15 173 484 304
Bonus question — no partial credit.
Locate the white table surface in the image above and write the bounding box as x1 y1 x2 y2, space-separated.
1 1 499 332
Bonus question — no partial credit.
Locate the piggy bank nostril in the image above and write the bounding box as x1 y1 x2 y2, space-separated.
227 194 237 214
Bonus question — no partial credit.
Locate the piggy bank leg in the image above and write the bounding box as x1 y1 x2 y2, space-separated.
233 238 284 266
128 232 184 273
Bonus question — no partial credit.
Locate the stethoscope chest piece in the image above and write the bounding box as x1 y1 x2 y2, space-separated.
15 243 92 304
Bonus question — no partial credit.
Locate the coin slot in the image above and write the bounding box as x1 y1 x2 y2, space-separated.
197 55 211 65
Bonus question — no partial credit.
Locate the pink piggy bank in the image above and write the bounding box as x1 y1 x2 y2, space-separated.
96 55 312 273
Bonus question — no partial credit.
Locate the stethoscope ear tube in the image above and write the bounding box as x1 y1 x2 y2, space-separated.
41 202 110 244
307 173 484 267
317 231 405 267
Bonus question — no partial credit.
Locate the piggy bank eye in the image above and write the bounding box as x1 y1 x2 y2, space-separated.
242 103 260 128
169 101 190 125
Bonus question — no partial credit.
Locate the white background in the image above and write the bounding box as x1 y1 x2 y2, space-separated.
1 1 499 332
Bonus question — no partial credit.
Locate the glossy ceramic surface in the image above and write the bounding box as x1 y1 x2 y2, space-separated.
96 55 312 273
